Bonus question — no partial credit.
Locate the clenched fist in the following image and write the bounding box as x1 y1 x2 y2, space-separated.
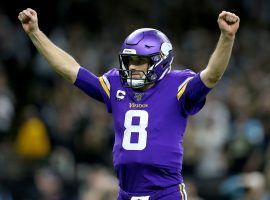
18 8 39 34
218 11 240 37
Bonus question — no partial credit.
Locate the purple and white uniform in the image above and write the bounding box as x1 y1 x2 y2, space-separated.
75 66 211 199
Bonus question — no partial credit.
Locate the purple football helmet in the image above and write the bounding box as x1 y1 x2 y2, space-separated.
119 28 173 88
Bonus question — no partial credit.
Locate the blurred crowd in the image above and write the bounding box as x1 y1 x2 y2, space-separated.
0 0 270 199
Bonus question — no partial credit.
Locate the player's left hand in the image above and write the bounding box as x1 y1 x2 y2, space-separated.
218 11 240 37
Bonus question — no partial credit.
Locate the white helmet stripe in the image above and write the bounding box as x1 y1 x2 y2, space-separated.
148 58 163 71
158 67 170 80
158 57 174 80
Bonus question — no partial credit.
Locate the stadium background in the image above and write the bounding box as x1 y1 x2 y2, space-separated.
0 0 270 199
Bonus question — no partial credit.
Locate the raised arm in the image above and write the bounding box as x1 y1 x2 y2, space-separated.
200 11 240 88
18 8 80 83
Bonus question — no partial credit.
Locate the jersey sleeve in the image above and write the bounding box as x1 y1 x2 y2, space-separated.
177 70 212 115
74 67 112 112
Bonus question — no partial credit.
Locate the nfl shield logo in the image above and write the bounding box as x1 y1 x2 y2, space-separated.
134 93 144 101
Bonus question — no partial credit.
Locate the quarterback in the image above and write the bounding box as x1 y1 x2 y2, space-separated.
18 8 239 200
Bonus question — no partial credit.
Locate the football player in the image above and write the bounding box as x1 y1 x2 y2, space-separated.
18 8 240 200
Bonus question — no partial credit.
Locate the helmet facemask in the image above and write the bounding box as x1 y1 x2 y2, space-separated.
119 55 153 88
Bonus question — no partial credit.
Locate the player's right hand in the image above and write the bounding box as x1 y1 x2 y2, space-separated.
18 8 39 34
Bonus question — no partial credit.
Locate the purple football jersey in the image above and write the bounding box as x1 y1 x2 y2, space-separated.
75 67 211 194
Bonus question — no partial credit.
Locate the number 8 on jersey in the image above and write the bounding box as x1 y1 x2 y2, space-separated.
122 110 149 150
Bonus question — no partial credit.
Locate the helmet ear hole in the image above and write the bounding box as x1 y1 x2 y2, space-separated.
152 55 161 62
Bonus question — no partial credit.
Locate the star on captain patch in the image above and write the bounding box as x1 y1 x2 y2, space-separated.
134 93 144 101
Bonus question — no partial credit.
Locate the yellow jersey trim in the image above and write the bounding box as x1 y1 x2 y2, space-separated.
177 82 188 100
99 77 110 98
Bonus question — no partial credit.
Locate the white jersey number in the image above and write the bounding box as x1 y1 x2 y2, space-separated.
122 110 148 150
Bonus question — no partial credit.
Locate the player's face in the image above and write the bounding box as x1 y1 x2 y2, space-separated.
128 56 150 79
